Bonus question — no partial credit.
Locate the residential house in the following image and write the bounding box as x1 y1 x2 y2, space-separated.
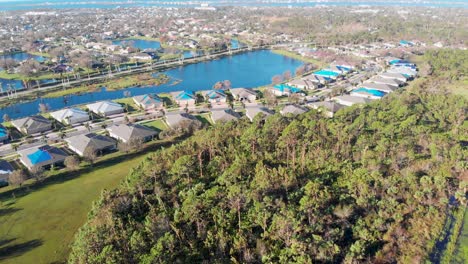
202 90 227 104
280 104 309 116
270 84 304 96
229 88 257 102
106 124 157 143
333 95 374 106
211 109 240 124
361 82 397 93
165 113 199 129
245 107 273 122
133 94 164 110
0 160 14 184
387 67 417 78
313 69 340 79
65 133 116 156
351 88 386 100
286 78 317 90
308 74 331 84
307 101 346 118
11 115 52 135
368 76 403 87
379 72 408 82
171 91 197 107
50 108 89 125
18 145 68 170
86 101 124 116
0 125 8 142
130 53 153 61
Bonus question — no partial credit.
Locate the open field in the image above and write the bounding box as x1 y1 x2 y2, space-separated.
271 49 326 68
0 140 174 263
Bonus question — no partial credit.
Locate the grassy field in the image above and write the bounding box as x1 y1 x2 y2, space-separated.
0 140 173 264
141 119 168 131
271 49 326 68
453 206 468 263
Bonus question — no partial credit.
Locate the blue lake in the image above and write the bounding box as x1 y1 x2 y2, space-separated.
112 39 161 50
0 50 303 120
0 52 46 63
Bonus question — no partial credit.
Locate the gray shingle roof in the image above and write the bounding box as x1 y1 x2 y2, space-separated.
165 113 198 128
211 109 240 123
11 115 52 134
280 105 309 116
107 123 157 142
65 133 116 155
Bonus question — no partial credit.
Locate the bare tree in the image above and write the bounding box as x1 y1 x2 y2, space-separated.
271 74 283 85
3 114 11 122
38 103 50 113
8 169 28 187
18 60 41 77
30 166 45 182
83 147 98 165
64 155 80 171
283 70 292 80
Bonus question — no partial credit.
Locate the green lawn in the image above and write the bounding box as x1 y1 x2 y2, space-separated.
454 206 468 263
271 49 326 68
0 141 172 263
141 119 168 131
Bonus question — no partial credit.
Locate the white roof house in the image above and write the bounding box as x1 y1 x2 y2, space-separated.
333 95 374 106
50 108 89 125
86 101 124 116
368 76 403 87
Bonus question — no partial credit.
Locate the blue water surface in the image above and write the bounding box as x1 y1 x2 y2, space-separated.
0 50 303 120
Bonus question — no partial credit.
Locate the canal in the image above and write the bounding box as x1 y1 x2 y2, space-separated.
0 50 303 120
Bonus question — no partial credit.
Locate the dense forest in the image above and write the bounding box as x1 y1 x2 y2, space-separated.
69 53 467 263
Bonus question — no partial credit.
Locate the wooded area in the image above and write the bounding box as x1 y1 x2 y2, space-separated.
68 50 467 263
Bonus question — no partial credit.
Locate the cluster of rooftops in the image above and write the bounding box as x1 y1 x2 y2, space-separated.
0 57 417 184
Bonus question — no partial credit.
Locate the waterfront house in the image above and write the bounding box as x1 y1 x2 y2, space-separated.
86 101 124 116
0 160 14 184
286 78 317 90
313 69 340 79
50 108 90 125
308 74 331 84
211 109 240 124
245 107 273 122
65 133 116 156
133 94 164 110
106 124 157 143
165 113 199 129
229 88 257 102
171 91 197 107
202 90 227 104
307 101 346 118
0 125 8 142
280 104 309 116
333 95 374 106
18 145 68 170
11 115 52 135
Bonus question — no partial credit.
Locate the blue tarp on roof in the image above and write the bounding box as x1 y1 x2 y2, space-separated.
0 127 7 137
314 70 340 77
27 149 52 165
274 84 302 93
354 88 386 97
176 91 195 100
